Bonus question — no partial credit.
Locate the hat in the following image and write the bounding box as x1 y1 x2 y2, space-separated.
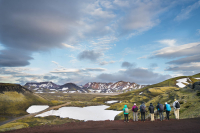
134 103 136 105
174 99 176 101
165 102 167 104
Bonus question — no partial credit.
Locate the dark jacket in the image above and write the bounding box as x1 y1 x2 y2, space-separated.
149 103 154 113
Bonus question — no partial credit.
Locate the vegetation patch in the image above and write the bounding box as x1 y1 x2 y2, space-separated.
0 122 29 132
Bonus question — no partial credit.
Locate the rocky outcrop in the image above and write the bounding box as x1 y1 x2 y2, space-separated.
0 83 32 93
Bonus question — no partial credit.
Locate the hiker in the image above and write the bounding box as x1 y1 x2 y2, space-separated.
156 102 164 121
173 99 180 119
140 102 146 122
164 102 171 120
132 103 138 121
148 103 154 121
123 105 129 122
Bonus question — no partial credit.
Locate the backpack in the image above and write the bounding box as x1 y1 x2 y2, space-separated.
134 106 138 112
158 104 164 111
141 105 145 112
166 104 171 111
175 102 180 108
125 108 129 113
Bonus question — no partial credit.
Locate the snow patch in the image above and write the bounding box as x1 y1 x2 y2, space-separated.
176 78 188 88
27 105 49 113
62 87 68 91
105 100 118 104
35 105 122 121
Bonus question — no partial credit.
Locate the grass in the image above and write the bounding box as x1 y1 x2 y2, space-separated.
16 116 81 128
0 92 48 116
0 122 29 132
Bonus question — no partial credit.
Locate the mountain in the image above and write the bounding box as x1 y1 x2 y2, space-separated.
23 81 147 94
83 81 147 93
24 82 60 89
58 83 85 93
0 83 48 116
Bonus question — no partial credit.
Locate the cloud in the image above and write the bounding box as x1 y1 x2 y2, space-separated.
51 68 80 73
97 67 171 85
62 43 75 49
167 54 200 65
77 50 103 62
99 61 115 65
149 63 158 68
118 0 168 37
174 1 200 21
157 39 176 46
82 68 106 72
0 49 33 67
152 42 200 58
121 61 136 68
166 62 200 71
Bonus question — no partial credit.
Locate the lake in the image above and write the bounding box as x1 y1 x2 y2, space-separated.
27 105 122 121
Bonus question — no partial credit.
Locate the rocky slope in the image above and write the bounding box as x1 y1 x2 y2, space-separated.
24 82 60 89
83 81 147 93
0 83 32 93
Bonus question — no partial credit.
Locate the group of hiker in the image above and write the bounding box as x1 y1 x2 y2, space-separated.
123 99 180 122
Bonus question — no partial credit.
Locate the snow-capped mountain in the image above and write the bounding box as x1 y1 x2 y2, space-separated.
24 82 60 90
24 81 147 93
83 81 147 93
58 83 86 93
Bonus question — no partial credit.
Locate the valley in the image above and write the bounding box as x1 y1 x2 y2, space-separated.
0 73 200 132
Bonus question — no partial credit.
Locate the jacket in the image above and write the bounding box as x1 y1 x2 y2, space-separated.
132 105 138 112
123 105 129 114
149 103 154 113
140 103 146 112
173 101 180 109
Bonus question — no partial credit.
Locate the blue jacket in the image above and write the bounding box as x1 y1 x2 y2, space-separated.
123 105 128 114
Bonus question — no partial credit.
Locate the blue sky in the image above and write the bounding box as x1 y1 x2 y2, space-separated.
0 0 200 85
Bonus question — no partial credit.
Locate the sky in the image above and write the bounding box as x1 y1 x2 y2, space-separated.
0 0 200 86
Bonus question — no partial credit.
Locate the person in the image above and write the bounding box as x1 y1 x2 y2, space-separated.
123 105 129 122
132 103 138 121
164 102 171 120
140 102 146 122
149 103 154 121
173 99 180 119
156 102 164 121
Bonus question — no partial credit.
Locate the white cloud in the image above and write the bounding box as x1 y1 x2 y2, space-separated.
51 68 79 73
99 61 115 65
175 1 200 21
113 0 129 7
157 39 176 46
62 43 75 49
153 42 200 58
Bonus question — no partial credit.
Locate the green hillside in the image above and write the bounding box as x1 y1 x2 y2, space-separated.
0 83 48 119
92 74 200 120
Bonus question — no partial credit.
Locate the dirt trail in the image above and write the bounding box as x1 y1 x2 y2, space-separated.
5 118 200 133
0 102 71 126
